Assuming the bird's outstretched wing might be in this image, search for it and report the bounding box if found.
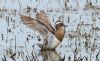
[36,11,55,34]
[20,15,48,37]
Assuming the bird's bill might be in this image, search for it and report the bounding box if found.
[64,25,67,27]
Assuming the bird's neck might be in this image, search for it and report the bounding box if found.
[55,27,64,41]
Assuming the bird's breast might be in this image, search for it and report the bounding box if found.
[55,28,64,41]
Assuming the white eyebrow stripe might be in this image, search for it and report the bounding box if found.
[55,21,62,25]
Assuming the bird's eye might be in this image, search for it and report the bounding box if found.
[61,23,63,25]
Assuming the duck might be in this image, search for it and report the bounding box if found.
[20,11,67,50]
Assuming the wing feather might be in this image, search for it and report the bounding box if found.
[36,11,55,34]
[20,15,48,37]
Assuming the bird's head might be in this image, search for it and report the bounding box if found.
[55,21,67,29]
